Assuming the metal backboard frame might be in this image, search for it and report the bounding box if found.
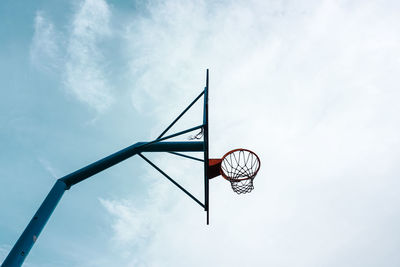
[2,70,211,266]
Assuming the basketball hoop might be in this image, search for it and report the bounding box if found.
[208,149,260,194]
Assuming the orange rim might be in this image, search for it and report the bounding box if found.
[220,148,261,182]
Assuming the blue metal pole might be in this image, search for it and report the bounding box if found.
[2,141,203,267]
[60,141,203,188]
[3,84,209,266]
[1,180,67,267]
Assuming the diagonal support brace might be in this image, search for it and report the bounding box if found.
[157,90,205,139]
[138,153,205,209]
[168,152,204,162]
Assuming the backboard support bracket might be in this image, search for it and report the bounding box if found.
[2,70,212,266]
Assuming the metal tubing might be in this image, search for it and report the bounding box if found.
[3,141,204,266]
[203,69,210,225]
[157,90,205,139]
[154,125,204,143]
[137,141,203,152]
[1,180,67,267]
[3,86,211,266]
[138,154,205,208]
[3,140,204,266]
[168,152,204,162]
[60,141,203,188]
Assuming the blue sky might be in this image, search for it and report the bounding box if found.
[1,0,400,266]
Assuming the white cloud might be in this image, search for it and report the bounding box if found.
[98,169,182,265]
[0,244,11,264]
[30,0,115,113]
[26,0,400,266]
[100,0,400,266]
[99,198,150,246]
[37,157,59,179]
[30,11,61,72]
[64,0,114,112]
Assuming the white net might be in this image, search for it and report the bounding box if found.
[220,149,260,194]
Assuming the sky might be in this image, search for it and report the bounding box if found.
[1,0,400,266]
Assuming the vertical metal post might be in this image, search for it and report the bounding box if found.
[2,180,67,267]
[203,69,210,225]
